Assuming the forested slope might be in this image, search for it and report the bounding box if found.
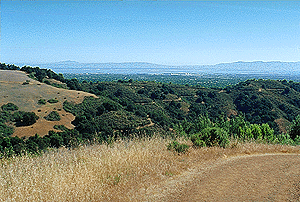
[0,63,300,156]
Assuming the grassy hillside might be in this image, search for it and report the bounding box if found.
[0,70,97,137]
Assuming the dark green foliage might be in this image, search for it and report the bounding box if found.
[63,97,121,119]
[65,78,81,90]
[38,99,46,105]
[64,97,149,139]
[47,98,59,103]
[43,80,51,85]
[0,107,15,137]
[0,63,20,70]
[20,65,65,83]
[289,115,300,140]
[0,111,11,123]
[1,103,19,111]
[0,129,83,157]
[47,131,64,148]
[44,111,61,121]
[10,136,26,155]
[63,100,76,113]
[53,125,68,131]
[12,111,39,126]
[191,127,229,148]
[174,116,213,137]
[0,135,26,157]
[0,123,14,137]
[167,141,189,154]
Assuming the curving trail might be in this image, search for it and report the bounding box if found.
[144,154,300,201]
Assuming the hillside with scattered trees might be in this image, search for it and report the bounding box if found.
[0,63,300,157]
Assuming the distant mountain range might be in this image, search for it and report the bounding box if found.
[17,61,300,75]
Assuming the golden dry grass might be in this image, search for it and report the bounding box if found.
[0,137,299,201]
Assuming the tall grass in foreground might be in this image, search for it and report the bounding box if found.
[1,136,299,201]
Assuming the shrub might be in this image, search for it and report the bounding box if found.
[190,135,206,147]
[261,123,275,142]
[289,115,300,140]
[1,103,19,111]
[250,124,263,140]
[47,99,59,104]
[191,127,229,148]
[44,111,61,121]
[38,99,46,105]
[167,140,189,154]
[277,133,294,145]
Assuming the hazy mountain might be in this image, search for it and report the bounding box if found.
[18,61,300,75]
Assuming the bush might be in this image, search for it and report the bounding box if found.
[38,99,46,105]
[289,115,300,140]
[47,99,59,103]
[44,111,61,121]
[1,103,19,111]
[167,140,189,154]
[190,136,206,147]
[191,127,229,148]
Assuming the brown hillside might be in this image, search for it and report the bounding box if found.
[0,70,97,137]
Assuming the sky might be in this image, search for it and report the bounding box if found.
[1,1,300,65]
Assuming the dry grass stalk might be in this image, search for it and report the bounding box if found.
[0,137,299,201]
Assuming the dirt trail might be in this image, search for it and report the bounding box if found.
[143,154,300,201]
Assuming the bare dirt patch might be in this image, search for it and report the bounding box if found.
[144,154,300,202]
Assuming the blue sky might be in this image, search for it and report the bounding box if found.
[1,1,300,65]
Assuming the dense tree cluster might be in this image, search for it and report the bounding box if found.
[12,111,39,126]
[20,66,65,83]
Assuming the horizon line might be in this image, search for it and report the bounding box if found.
[7,60,300,67]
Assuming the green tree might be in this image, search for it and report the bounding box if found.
[13,111,39,126]
[1,103,19,111]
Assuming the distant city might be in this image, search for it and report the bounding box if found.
[16,61,300,76]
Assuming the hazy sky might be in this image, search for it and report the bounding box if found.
[1,1,300,65]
